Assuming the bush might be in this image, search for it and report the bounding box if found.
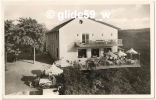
[56,58,150,95]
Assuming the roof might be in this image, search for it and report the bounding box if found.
[89,18,120,30]
[48,18,75,33]
[48,17,120,34]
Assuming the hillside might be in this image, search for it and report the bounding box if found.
[118,28,150,51]
[119,28,150,62]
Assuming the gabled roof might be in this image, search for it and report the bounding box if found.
[89,18,120,30]
[48,18,75,33]
[48,17,120,33]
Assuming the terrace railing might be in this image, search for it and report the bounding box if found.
[80,57,141,70]
[75,39,123,48]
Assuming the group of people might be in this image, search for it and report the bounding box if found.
[85,53,136,68]
[27,69,56,88]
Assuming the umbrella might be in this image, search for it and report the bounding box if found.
[126,48,138,54]
[45,64,63,75]
[106,51,118,59]
[126,48,138,60]
[117,50,127,57]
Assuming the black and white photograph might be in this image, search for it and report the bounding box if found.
[2,0,154,98]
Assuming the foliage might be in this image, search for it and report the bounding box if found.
[63,67,93,94]
[17,18,47,50]
[5,18,47,61]
[60,66,150,95]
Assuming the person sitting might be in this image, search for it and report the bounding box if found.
[48,72,53,80]
[28,81,33,88]
[58,85,64,95]
[41,70,46,78]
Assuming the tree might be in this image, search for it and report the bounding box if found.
[5,18,47,63]
[5,20,20,62]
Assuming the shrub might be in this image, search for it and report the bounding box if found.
[57,64,150,95]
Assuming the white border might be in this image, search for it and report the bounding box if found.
[1,0,155,99]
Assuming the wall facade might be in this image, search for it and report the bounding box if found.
[59,18,118,61]
[46,31,59,60]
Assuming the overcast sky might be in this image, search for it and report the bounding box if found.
[4,2,150,30]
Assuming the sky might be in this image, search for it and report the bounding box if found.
[3,2,150,30]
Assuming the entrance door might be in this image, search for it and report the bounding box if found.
[91,49,99,57]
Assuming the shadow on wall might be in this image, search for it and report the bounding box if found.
[67,44,77,52]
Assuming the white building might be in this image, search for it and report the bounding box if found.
[46,18,123,61]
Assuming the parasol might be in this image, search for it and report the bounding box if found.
[117,50,127,57]
[106,51,118,59]
[126,48,138,54]
[45,64,63,75]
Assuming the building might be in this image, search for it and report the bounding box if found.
[46,18,123,61]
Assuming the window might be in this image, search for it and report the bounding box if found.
[91,49,99,57]
[57,48,59,58]
[78,49,87,58]
[82,34,89,43]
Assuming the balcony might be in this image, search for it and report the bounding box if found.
[75,39,123,48]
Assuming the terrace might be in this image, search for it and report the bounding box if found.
[74,49,141,70]
[79,58,141,70]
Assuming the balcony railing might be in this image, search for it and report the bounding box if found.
[75,39,123,48]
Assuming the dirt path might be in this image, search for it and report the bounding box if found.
[5,60,51,95]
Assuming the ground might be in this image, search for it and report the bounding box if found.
[5,60,51,95]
